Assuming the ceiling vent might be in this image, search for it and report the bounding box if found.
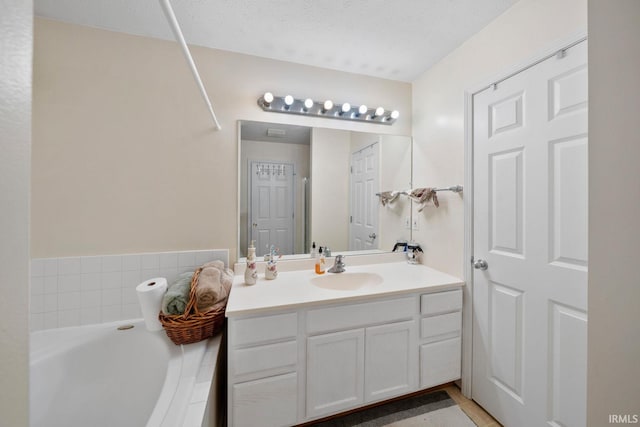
[266,128,286,138]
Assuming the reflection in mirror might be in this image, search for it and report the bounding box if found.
[239,120,412,259]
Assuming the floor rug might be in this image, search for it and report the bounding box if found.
[309,390,476,426]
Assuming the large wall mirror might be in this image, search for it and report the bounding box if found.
[238,120,412,259]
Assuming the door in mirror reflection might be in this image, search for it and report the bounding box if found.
[349,143,379,250]
[250,161,294,257]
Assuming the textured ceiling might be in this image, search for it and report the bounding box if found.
[34,0,518,82]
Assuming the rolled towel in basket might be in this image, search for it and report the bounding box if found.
[161,272,193,315]
[202,260,225,271]
[196,267,229,312]
[202,260,234,289]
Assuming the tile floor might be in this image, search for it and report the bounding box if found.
[441,385,502,427]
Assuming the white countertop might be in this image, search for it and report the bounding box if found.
[225,261,464,317]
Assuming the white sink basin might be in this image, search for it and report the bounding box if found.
[310,272,383,291]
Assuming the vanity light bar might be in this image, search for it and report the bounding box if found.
[257,93,399,125]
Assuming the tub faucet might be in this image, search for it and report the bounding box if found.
[328,255,346,273]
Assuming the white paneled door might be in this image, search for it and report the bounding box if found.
[250,161,294,257]
[349,143,379,251]
[472,41,588,427]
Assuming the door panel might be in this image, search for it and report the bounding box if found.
[349,144,379,250]
[250,161,294,256]
[472,40,588,427]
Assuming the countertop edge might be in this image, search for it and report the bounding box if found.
[225,281,464,318]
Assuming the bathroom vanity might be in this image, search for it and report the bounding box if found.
[225,258,464,427]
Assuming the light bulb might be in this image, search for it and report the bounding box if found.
[390,110,400,119]
[263,92,274,104]
[358,105,368,115]
[284,95,294,106]
[374,107,385,117]
[304,98,314,109]
[323,100,334,112]
[341,103,351,114]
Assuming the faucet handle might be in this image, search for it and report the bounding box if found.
[335,254,344,263]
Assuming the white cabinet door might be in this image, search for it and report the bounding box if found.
[306,329,365,419]
[365,320,417,403]
[420,337,461,389]
[232,372,298,427]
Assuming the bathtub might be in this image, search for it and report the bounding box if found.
[30,319,222,427]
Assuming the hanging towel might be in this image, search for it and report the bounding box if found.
[378,191,400,206]
[408,187,439,212]
[161,272,193,315]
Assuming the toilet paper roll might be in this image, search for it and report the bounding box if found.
[136,277,168,331]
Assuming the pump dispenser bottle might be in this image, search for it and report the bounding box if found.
[310,241,317,258]
[244,240,258,285]
[315,247,326,275]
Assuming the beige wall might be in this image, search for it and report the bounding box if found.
[378,134,412,250]
[32,18,411,263]
[411,0,587,277]
[310,128,351,251]
[587,1,640,424]
[1,1,32,424]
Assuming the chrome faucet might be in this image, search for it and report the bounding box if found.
[328,255,346,273]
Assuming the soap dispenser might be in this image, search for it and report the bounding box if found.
[244,240,258,285]
[310,241,317,258]
[315,247,326,275]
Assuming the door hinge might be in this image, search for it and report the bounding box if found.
[350,166,353,173]
[350,216,353,223]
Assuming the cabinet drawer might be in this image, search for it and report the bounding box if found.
[421,311,461,340]
[420,289,462,316]
[232,312,297,347]
[233,340,297,377]
[307,297,415,334]
[232,372,298,427]
[420,337,461,388]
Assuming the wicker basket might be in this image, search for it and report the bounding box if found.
[158,268,228,345]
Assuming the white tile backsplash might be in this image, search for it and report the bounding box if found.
[81,290,102,308]
[141,253,160,270]
[44,276,58,293]
[44,258,58,276]
[58,274,81,293]
[58,257,81,275]
[159,253,178,269]
[30,249,229,331]
[101,288,121,306]
[58,291,81,311]
[58,309,81,328]
[101,255,122,273]
[44,293,58,312]
[101,305,121,322]
[122,254,141,271]
[43,311,58,329]
[178,252,196,268]
[80,307,101,325]
[81,272,101,290]
[100,271,122,289]
[81,256,102,274]
[31,294,44,314]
